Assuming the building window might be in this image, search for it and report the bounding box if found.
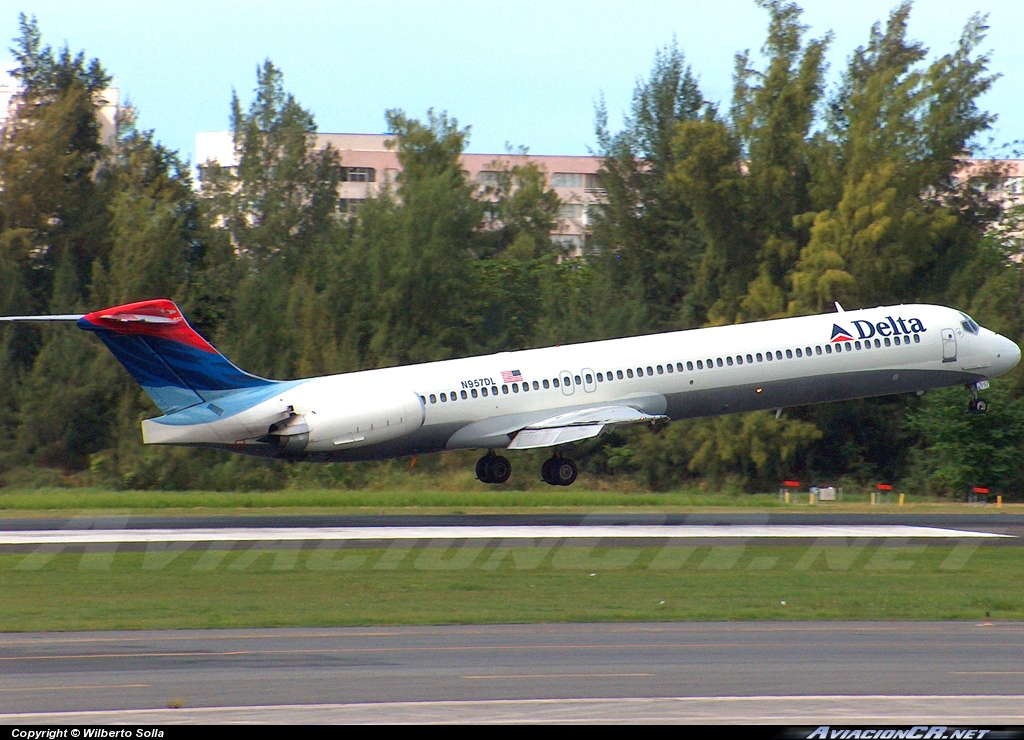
[338,198,365,214]
[344,167,376,182]
[583,173,603,191]
[551,172,583,188]
[477,170,501,187]
[558,203,584,220]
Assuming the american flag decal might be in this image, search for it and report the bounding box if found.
[501,369,523,383]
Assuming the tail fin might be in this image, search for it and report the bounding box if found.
[77,299,273,413]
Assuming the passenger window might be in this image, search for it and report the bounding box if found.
[481,387,488,397]
[726,357,734,366]
[746,354,753,363]
[584,374,593,384]
[646,366,653,375]
[795,348,802,358]
[766,353,773,361]
[686,361,693,371]
[512,384,519,393]
[617,370,624,379]
[825,345,832,354]
[775,351,783,360]
[471,389,478,398]
[835,344,842,353]
[502,385,509,394]
[657,365,664,374]
[815,346,822,355]
[553,378,560,387]
[845,342,852,351]
[574,375,582,385]
[460,390,468,399]
[716,358,724,367]
[597,372,604,382]
[874,339,881,348]
[894,336,902,346]
[756,353,763,362]
[914,334,920,343]
[627,369,634,378]
[440,393,447,402]
[786,350,793,359]
[736,356,743,365]
[543,379,550,389]
[521,383,529,393]
[666,365,673,374]
[532,381,539,390]
[636,368,643,376]
[884,338,891,346]
[677,363,684,372]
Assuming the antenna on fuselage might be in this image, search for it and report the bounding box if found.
[834,301,845,313]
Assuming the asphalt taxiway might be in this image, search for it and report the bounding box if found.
[0,622,1022,723]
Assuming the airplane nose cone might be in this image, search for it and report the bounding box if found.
[995,334,1021,375]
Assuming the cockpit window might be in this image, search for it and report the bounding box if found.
[959,312,980,335]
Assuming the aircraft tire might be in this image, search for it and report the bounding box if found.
[541,457,558,486]
[554,458,577,487]
[975,399,988,414]
[489,456,511,484]
[476,455,491,483]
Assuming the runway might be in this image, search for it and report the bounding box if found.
[0,622,1022,723]
[0,512,1019,548]
[0,524,1010,545]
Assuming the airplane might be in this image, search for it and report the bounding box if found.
[1,299,1019,486]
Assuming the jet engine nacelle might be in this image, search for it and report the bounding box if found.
[270,389,425,454]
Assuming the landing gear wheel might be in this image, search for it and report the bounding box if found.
[542,456,577,486]
[541,457,556,485]
[477,453,511,484]
[967,398,988,414]
[488,455,511,484]
[553,458,577,486]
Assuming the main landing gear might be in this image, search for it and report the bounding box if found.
[542,455,577,487]
[476,452,511,484]
[967,381,989,415]
[475,451,579,486]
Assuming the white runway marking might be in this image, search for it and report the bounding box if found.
[0,524,1010,545]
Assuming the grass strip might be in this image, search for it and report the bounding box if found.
[0,487,1020,515]
[0,544,1020,631]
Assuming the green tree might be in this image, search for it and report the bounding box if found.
[349,109,483,366]
[790,3,998,313]
[591,41,711,333]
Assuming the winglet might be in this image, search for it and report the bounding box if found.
[835,301,845,313]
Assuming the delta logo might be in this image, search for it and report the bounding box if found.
[830,316,926,342]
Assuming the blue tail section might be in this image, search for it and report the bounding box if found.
[77,299,274,414]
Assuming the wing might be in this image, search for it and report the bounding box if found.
[507,405,667,450]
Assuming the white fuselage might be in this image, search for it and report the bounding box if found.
[142,304,1021,462]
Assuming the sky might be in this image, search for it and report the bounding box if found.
[1,1,1022,165]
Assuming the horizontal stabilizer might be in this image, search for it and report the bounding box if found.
[0,314,85,322]
[508,405,666,450]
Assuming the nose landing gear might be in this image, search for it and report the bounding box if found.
[541,455,577,486]
[476,452,511,484]
[967,381,990,414]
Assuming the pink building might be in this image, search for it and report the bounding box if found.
[196,132,605,253]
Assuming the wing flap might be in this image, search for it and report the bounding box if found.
[507,405,667,450]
